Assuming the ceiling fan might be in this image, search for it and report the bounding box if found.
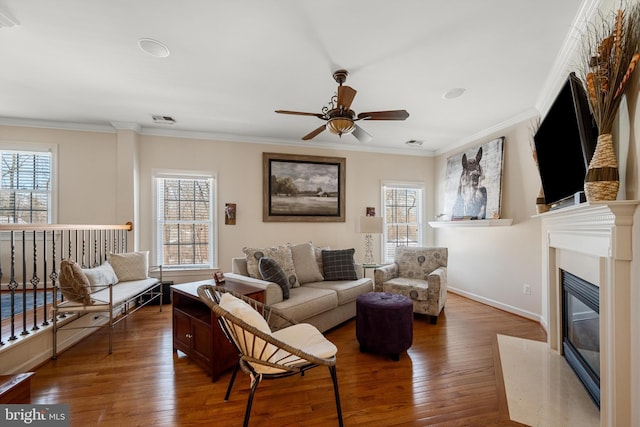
[275,69,409,143]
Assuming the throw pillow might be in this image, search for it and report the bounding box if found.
[315,246,330,279]
[243,244,299,287]
[109,251,149,281]
[322,248,358,281]
[58,258,93,305]
[290,242,324,284]
[259,257,290,299]
[83,262,119,291]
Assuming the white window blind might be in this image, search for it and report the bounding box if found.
[382,183,423,262]
[156,176,215,269]
[0,150,52,224]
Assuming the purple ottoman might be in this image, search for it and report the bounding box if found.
[356,292,413,361]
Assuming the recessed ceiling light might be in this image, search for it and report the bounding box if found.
[442,87,466,100]
[138,38,170,58]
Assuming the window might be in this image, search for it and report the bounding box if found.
[382,183,423,262]
[0,148,52,224]
[155,175,216,269]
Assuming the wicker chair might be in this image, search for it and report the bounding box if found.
[197,285,344,427]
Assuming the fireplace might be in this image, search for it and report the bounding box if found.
[562,269,600,407]
[540,201,638,426]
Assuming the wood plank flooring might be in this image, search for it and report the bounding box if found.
[29,292,546,426]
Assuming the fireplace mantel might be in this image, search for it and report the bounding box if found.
[539,200,639,427]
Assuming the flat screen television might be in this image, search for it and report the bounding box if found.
[534,72,598,208]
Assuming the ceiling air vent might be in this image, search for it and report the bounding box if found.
[405,140,423,147]
[152,115,176,125]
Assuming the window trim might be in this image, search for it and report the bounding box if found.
[0,141,57,224]
[153,169,217,270]
[381,180,424,263]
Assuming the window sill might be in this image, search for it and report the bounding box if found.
[428,219,513,228]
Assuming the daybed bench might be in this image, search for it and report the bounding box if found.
[52,251,162,358]
[225,242,373,332]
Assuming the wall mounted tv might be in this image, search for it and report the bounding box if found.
[534,72,598,209]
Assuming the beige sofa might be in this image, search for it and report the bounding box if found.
[225,242,373,332]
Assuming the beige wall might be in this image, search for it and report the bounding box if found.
[432,119,544,319]
[136,135,436,275]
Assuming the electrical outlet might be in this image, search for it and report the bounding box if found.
[523,283,531,295]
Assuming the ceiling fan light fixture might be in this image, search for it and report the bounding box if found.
[326,117,355,136]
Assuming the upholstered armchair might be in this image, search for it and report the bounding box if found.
[374,246,448,324]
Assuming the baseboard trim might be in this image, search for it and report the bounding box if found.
[448,287,542,324]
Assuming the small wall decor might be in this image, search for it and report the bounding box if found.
[443,136,505,220]
[263,152,346,222]
[366,207,375,217]
[225,203,236,225]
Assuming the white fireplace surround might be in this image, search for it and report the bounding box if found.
[540,201,639,427]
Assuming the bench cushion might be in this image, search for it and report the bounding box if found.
[57,278,159,310]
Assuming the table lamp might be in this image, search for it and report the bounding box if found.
[357,216,383,265]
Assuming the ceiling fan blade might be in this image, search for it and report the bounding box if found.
[337,86,357,110]
[352,124,372,143]
[275,110,325,119]
[357,110,409,120]
[302,125,326,140]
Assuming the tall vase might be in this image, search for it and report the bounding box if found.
[584,133,619,202]
[536,186,549,214]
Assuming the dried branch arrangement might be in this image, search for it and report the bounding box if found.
[578,1,640,134]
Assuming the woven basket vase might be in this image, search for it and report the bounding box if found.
[584,133,619,202]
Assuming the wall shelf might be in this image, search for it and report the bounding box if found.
[428,219,513,228]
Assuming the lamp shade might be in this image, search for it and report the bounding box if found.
[327,117,355,136]
[357,216,383,234]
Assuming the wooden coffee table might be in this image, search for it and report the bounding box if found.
[171,279,264,381]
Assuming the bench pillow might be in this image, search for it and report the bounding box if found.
[59,259,93,305]
[109,251,149,281]
[83,261,119,291]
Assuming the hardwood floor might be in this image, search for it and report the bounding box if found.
[29,292,546,426]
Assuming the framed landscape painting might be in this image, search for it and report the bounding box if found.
[263,152,346,222]
[443,137,505,220]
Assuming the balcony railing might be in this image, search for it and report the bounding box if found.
[0,223,132,346]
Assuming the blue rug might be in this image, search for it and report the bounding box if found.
[1,291,60,320]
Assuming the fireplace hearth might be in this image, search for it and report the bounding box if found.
[562,269,600,407]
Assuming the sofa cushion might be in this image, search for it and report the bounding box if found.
[291,242,324,284]
[59,258,93,305]
[243,244,299,288]
[83,261,119,291]
[321,249,358,281]
[269,287,337,328]
[259,257,290,300]
[109,251,149,281]
[303,278,373,306]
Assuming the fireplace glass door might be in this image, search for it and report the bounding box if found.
[562,270,600,407]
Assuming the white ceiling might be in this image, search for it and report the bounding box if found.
[0,0,591,155]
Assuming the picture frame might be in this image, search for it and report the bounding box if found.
[443,136,505,220]
[263,152,346,222]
